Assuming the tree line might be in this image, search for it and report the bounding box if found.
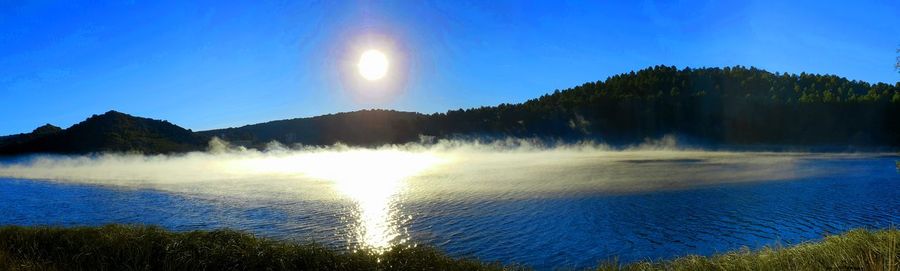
[423,66,899,146]
[4,66,898,155]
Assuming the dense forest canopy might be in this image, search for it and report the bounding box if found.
[2,66,898,155]
[425,66,899,146]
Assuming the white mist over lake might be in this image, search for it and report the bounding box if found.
[1,138,897,268]
[0,138,837,199]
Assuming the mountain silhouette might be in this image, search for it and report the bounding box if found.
[1,66,898,155]
[0,111,205,155]
[199,109,426,148]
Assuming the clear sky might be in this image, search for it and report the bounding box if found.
[1,0,898,135]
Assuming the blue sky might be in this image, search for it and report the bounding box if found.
[1,0,898,135]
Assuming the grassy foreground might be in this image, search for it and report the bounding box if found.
[0,225,897,271]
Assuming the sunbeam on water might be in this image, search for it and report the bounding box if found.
[321,151,443,250]
[245,150,444,250]
[199,149,445,250]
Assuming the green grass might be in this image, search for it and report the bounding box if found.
[0,225,511,271]
[599,229,899,271]
[0,225,897,271]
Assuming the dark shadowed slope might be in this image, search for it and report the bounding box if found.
[0,111,206,155]
[202,66,900,148]
[0,124,62,149]
[424,66,900,146]
[1,66,898,155]
[198,109,426,148]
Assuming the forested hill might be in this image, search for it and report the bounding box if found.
[2,66,898,155]
[210,66,900,148]
[198,110,427,147]
[0,111,206,155]
[424,66,900,146]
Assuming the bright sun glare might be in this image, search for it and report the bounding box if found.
[229,149,444,251]
[357,49,389,81]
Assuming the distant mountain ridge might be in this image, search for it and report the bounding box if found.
[2,66,898,155]
[0,124,62,150]
[199,109,426,147]
[0,111,205,155]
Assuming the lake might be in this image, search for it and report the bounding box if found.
[0,148,898,269]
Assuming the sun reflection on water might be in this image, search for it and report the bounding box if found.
[229,149,444,251]
[308,150,443,251]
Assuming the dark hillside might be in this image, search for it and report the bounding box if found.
[200,109,426,148]
[0,111,206,155]
[2,66,898,155]
[0,124,63,149]
[424,66,900,146]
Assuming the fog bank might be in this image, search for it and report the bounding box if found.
[0,137,866,200]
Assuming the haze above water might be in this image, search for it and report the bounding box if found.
[1,139,898,269]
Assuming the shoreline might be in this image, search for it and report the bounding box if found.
[0,225,897,270]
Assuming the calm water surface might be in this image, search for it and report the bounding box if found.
[0,151,898,269]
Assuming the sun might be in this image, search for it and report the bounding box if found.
[357,49,389,81]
